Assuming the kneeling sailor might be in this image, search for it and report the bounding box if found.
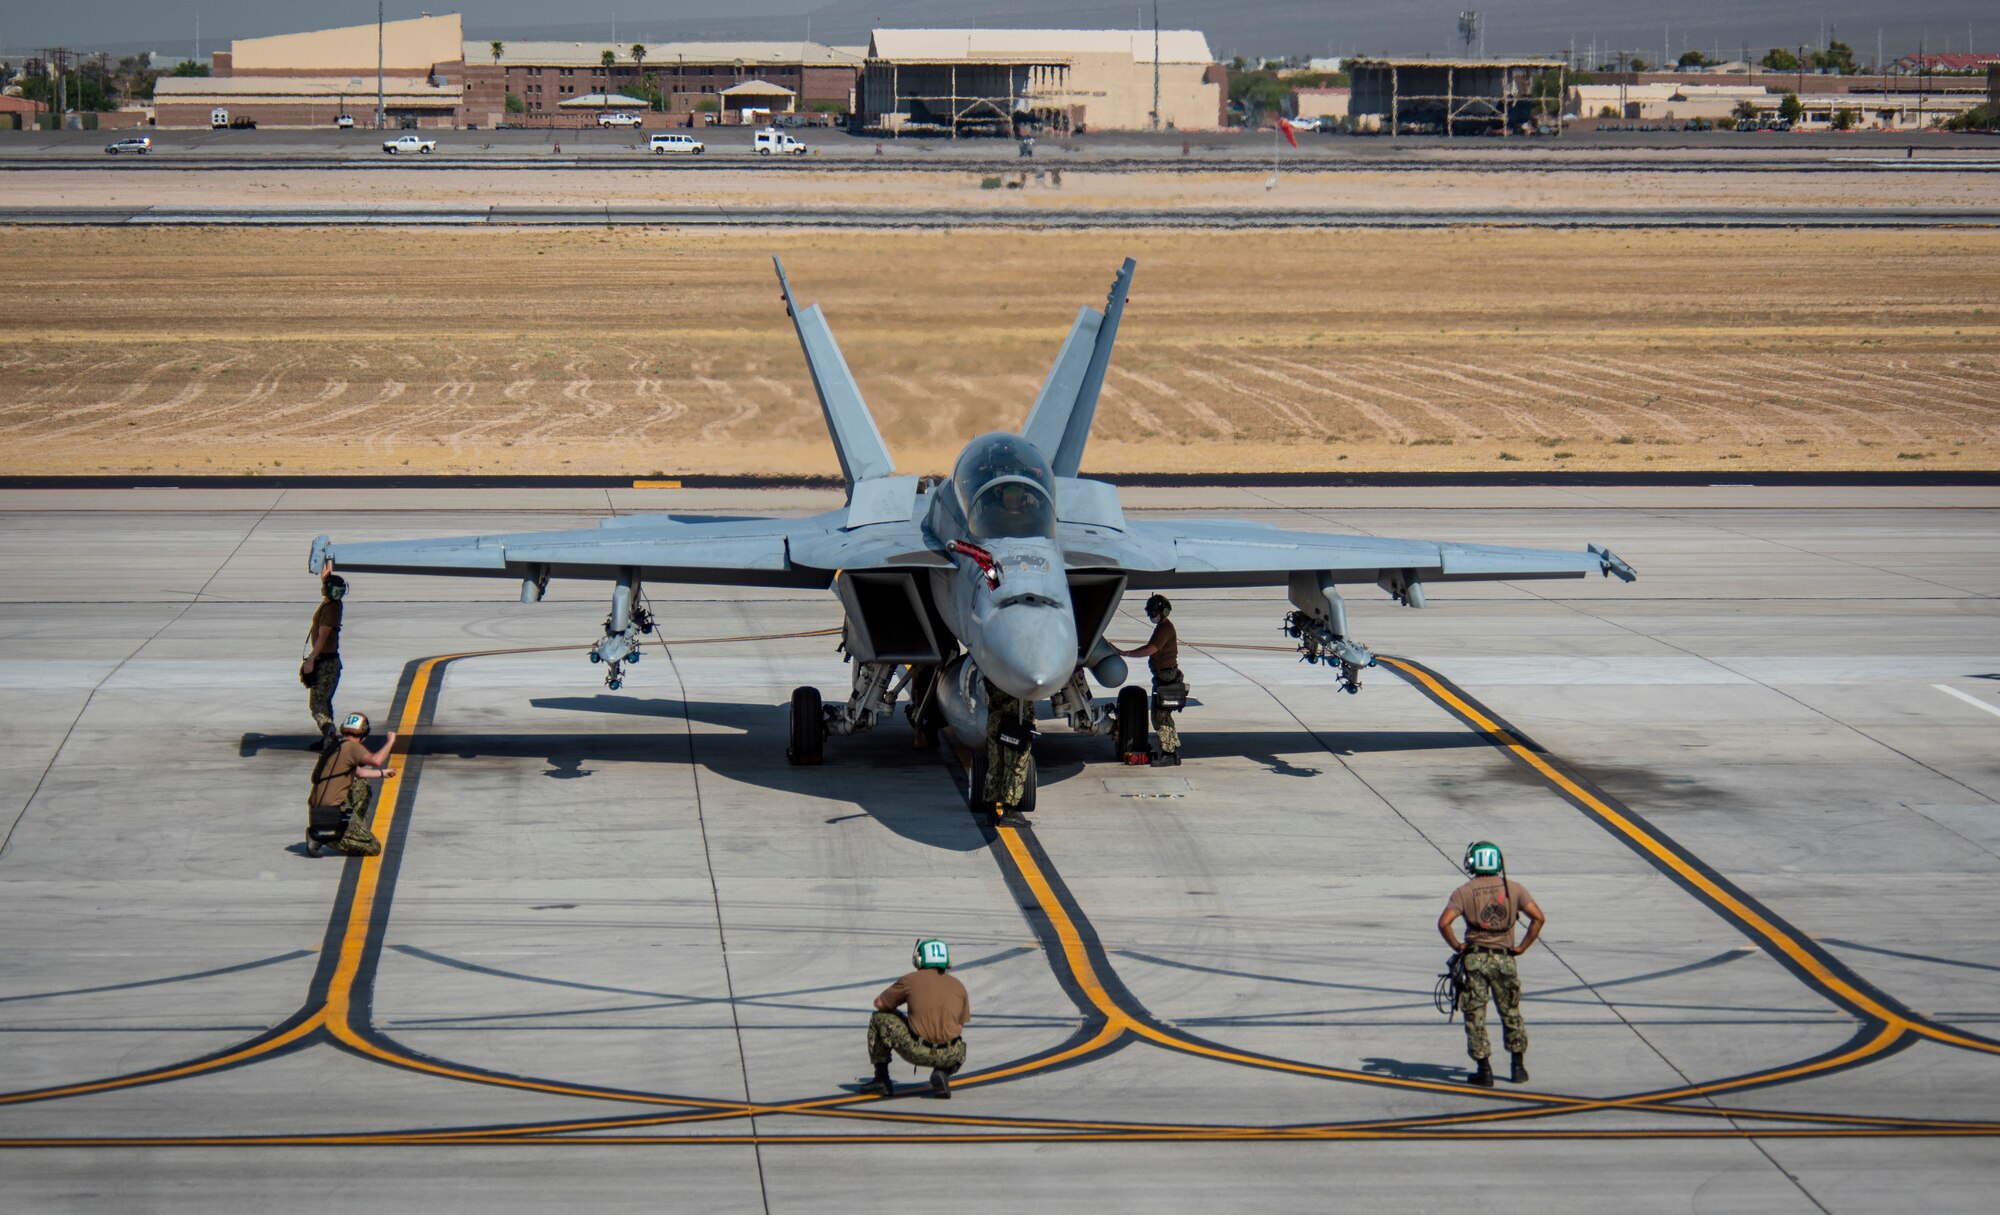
[306,712,397,857]
[862,938,970,1098]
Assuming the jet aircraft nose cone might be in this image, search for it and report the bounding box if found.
[979,603,1077,702]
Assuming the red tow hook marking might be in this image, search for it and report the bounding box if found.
[948,540,1001,589]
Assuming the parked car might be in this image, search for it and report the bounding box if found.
[598,112,642,128]
[647,132,705,155]
[382,134,436,154]
[335,114,354,129]
[753,127,807,155]
[104,136,152,155]
[228,117,257,130]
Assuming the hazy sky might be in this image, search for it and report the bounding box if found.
[7,1,1995,64]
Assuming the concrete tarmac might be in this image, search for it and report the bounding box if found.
[2,486,1998,1210]
[6,204,1997,228]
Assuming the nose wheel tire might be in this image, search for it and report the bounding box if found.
[1114,685,1151,763]
[787,685,824,765]
[967,752,1036,815]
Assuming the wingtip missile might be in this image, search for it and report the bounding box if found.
[1589,544,1638,582]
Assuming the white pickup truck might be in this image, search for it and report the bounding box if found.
[381,134,436,155]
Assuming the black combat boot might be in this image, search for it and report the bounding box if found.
[861,1063,893,1097]
[1154,750,1180,767]
[929,1069,951,1099]
[1510,1052,1529,1084]
[1468,1057,1494,1087]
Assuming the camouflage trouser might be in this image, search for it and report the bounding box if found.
[333,779,382,857]
[1459,948,1527,1060]
[868,1010,966,1075]
[983,684,1032,807]
[1151,703,1180,754]
[308,654,342,736]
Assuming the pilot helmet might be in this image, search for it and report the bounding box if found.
[1463,840,1504,877]
[1144,593,1172,618]
[913,938,951,971]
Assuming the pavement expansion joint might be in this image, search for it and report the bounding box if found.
[2,634,1996,1147]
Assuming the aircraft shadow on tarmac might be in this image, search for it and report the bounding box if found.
[241,696,1494,854]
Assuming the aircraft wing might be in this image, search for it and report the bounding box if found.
[1065,518,1635,588]
[316,509,945,591]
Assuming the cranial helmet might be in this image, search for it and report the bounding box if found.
[324,575,348,600]
[1144,593,1172,618]
[340,712,370,736]
[913,938,951,971]
[1464,840,1504,877]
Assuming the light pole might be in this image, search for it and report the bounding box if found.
[375,1,385,131]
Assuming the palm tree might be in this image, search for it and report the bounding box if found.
[630,43,648,109]
[490,40,504,67]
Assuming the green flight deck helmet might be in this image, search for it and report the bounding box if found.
[1144,593,1172,618]
[913,938,951,971]
[1463,840,1504,877]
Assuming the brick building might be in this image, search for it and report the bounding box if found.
[464,41,863,127]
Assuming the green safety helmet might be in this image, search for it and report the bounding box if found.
[1464,840,1504,877]
[913,938,951,971]
[1144,593,1171,617]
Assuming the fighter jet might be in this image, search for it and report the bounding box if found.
[311,257,1634,807]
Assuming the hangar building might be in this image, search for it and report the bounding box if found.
[1347,57,1564,135]
[861,29,1224,133]
[153,13,466,129]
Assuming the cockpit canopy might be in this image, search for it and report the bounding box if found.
[952,433,1057,540]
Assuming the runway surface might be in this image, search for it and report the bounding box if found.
[2,485,1998,1210]
[6,204,1997,228]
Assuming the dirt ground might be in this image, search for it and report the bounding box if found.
[2,226,1995,476]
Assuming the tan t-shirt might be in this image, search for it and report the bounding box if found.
[1447,876,1532,950]
[310,736,370,807]
[306,600,343,659]
[876,968,971,1045]
[1146,618,1179,676]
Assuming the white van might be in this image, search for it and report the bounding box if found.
[753,127,806,155]
[647,132,705,155]
[210,108,229,128]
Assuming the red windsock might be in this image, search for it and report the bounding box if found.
[1276,116,1299,148]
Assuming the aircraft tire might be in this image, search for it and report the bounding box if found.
[967,752,1037,814]
[1115,686,1150,761]
[787,685,824,765]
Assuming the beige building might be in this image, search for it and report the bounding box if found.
[1293,87,1350,122]
[155,13,466,128]
[464,40,863,127]
[1575,82,1983,128]
[220,13,463,76]
[862,28,1223,132]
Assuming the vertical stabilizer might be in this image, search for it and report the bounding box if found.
[773,257,896,486]
[1020,257,1135,478]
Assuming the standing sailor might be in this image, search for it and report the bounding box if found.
[302,566,346,748]
[1115,593,1186,765]
[1438,840,1546,1087]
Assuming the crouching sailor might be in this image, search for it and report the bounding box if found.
[306,712,397,857]
[862,938,970,1099]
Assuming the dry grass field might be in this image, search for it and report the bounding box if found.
[2,225,1996,477]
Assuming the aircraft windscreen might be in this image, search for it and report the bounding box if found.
[953,434,1057,540]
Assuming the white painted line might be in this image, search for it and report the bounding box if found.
[1934,684,2000,720]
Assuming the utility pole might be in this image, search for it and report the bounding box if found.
[1150,0,1159,132]
[376,0,385,131]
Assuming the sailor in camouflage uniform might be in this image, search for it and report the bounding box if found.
[1438,840,1547,1087]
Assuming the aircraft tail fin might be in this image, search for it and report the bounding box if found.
[1021,257,1135,478]
[773,257,896,486]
